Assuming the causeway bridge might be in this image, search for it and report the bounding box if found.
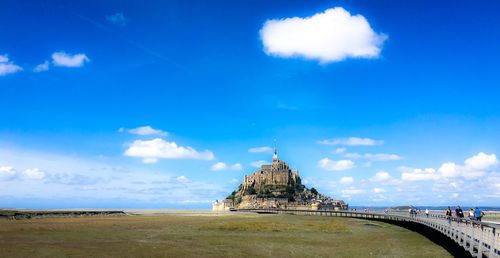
[233,208,500,258]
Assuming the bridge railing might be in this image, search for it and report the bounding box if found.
[233,208,499,258]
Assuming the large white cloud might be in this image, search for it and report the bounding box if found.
[401,152,498,181]
[52,52,90,67]
[318,158,354,171]
[0,54,22,76]
[464,152,498,170]
[319,137,383,146]
[260,7,387,63]
[124,138,214,163]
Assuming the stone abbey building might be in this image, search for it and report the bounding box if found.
[213,145,348,211]
[242,148,300,193]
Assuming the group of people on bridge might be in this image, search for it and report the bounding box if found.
[405,206,485,225]
[445,206,485,223]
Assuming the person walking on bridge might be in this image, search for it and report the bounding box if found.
[425,208,429,218]
[455,206,464,222]
[445,206,452,225]
[475,207,484,222]
[468,208,475,224]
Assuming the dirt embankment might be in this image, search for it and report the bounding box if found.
[0,209,126,220]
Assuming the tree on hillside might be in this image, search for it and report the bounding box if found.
[311,187,318,195]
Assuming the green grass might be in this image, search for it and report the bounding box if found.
[0,213,452,257]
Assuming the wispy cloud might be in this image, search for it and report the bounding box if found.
[33,61,49,72]
[344,152,401,161]
[106,12,127,26]
[120,126,168,136]
[250,160,267,168]
[248,146,273,153]
[319,137,383,146]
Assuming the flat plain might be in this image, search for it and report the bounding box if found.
[0,212,451,257]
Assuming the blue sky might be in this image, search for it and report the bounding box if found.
[1,0,500,208]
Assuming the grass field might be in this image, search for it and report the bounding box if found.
[0,213,451,257]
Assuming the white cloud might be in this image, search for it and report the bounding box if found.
[175,175,189,183]
[401,167,438,181]
[52,52,90,67]
[106,12,127,26]
[0,166,45,180]
[0,54,22,76]
[260,7,387,63]
[464,152,498,170]
[371,171,392,182]
[345,153,401,161]
[0,166,17,180]
[248,146,273,153]
[438,162,460,178]
[318,158,354,171]
[334,147,346,154]
[125,126,168,136]
[251,160,267,168]
[34,61,49,72]
[211,162,242,171]
[341,187,364,196]
[373,188,385,193]
[0,147,229,206]
[23,168,45,180]
[211,162,227,171]
[339,176,354,185]
[319,137,383,146]
[124,138,214,163]
[230,163,243,171]
[437,152,497,180]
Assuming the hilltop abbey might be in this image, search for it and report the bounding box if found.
[213,144,348,211]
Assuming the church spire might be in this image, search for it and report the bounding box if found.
[273,139,278,161]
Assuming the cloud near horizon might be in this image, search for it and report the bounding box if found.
[400,152,498,181]
[0,166,46,181]
[260,7,387,63]
[124,138,214,163]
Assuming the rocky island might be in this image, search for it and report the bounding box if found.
[213,145,348,211]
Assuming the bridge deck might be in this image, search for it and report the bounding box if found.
[234,209,499,258]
